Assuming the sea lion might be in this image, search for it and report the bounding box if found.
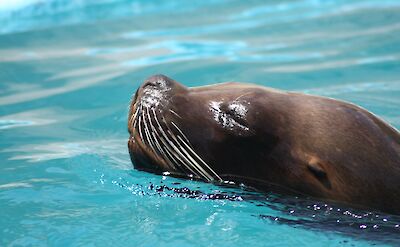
[127,74,400,214]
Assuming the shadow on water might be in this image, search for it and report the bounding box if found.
[113,175,400,245]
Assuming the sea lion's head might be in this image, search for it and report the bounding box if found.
[127,75,400,215]
[127,74,279,182]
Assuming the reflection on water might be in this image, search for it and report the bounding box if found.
[0,0,399,246]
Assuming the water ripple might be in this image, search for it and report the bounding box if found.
[1,0,399,246]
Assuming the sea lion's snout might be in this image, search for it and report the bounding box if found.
[142,74,174,90]
[127,74,191,175]
[133,74,186,109]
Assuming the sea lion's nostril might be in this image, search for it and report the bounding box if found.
[143,81,155,88]
[142,74,173,90]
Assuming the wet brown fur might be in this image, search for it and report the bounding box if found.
[128,75,400,214]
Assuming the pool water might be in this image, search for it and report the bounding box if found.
[1,0,400,246]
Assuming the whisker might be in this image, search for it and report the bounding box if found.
[162,116,214,181]
[234,92,252,101]
[133,100,221,182]
[149,108,187,173]
[135,105,178,171]
[152,108,204,179]
[171,121,192,148]
[152,131,178,170]
[146,108,168,158]
[170,119,222,181]
[132,104,140,130]
[177,135,222,182]
[169,109,182,119]
[142,106,157,156]
[157,133,190,174]
[146,106,181,171]
[137,105,144,144]
[171,132,214,181]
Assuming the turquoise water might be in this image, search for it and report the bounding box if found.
[1,0,400,246]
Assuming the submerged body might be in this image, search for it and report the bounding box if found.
[127,75,400,214]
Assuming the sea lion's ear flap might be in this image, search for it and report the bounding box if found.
[307,160,326,178]
[307,157,331,189]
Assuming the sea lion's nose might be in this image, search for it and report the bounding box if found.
[136,74,187,105]
[143,74,174,90]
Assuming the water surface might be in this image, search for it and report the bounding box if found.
[1,0,400,246]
